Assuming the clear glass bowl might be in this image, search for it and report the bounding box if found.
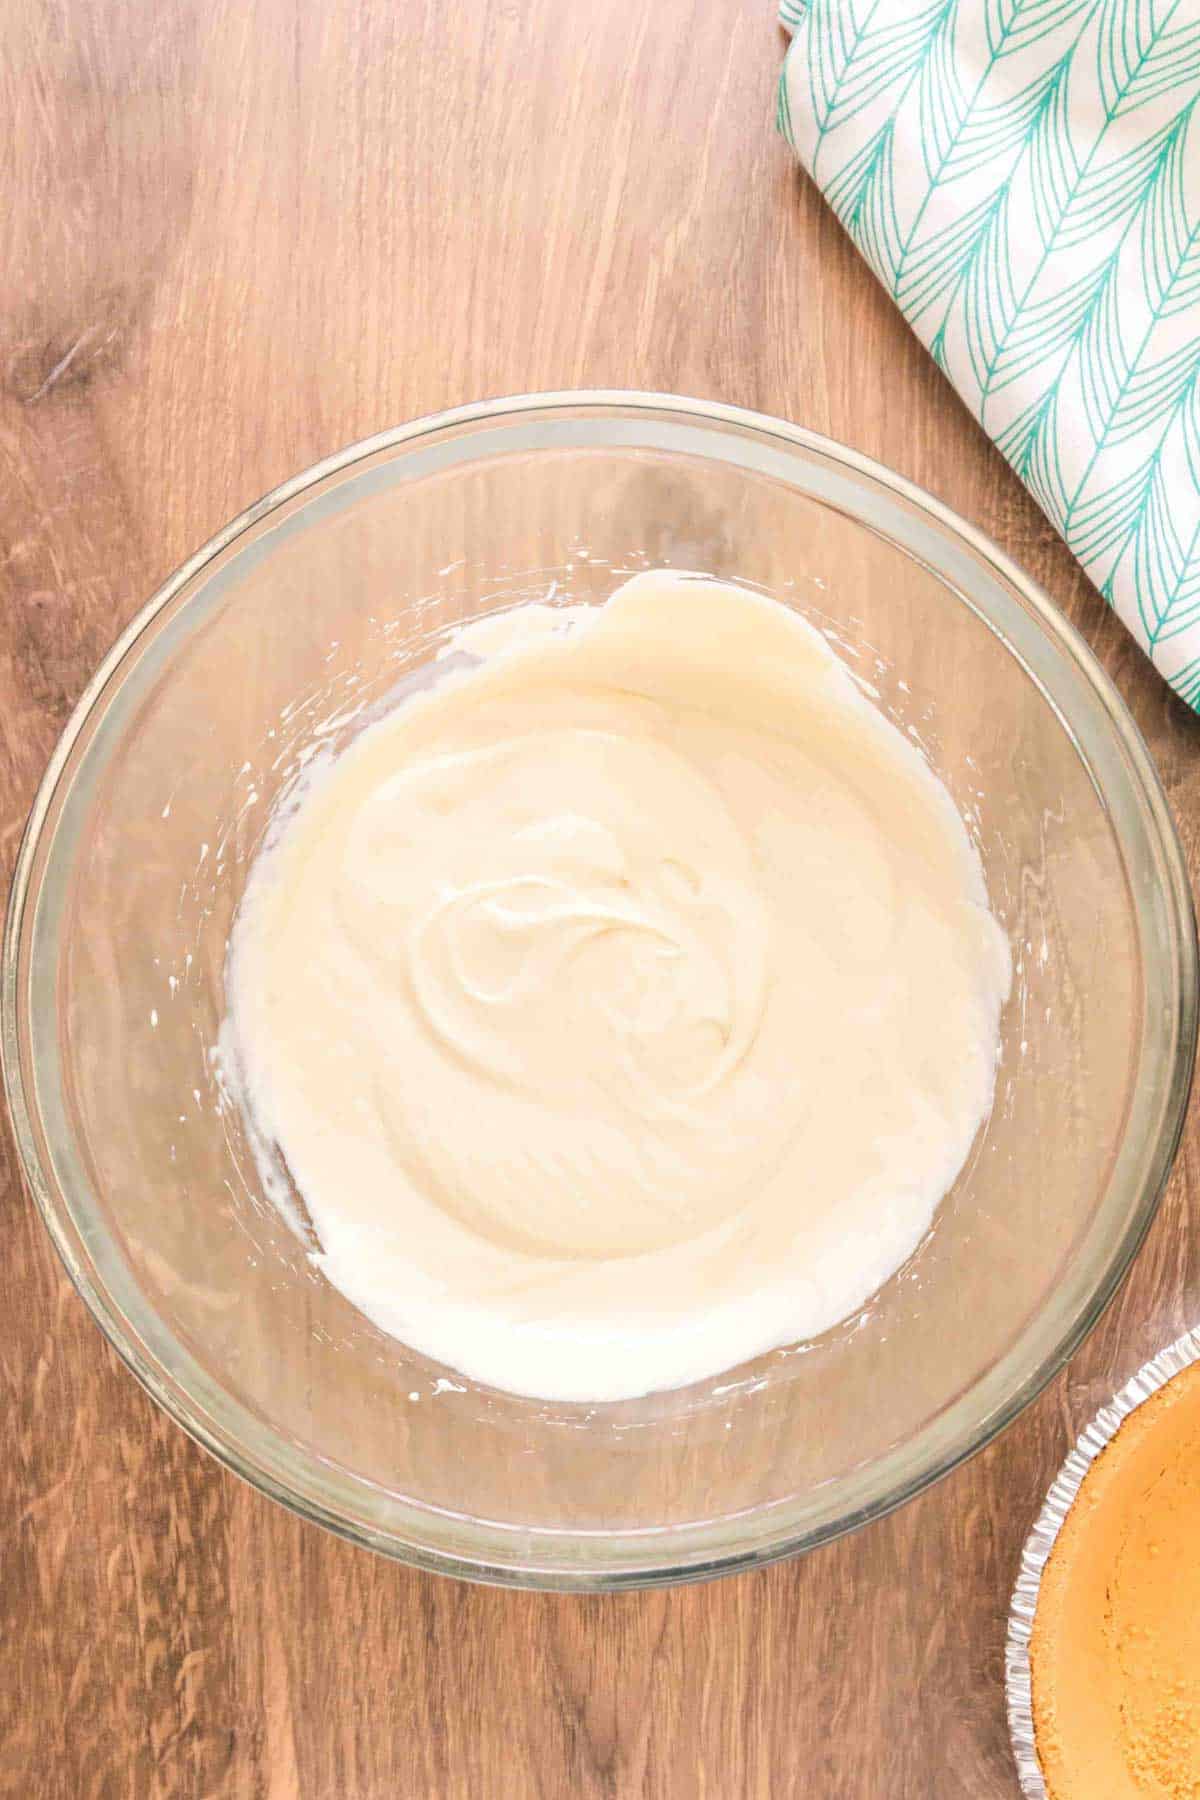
[4,393,1196,1589]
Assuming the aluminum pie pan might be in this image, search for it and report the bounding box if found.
[1005,1323,1200,1797]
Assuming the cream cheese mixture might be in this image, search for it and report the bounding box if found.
[223,572,1011,1402]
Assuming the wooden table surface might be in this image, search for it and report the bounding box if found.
[3,1,1199,1795]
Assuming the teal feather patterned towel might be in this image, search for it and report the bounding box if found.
[777,1,1200,705]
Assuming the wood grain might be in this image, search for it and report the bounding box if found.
[2,1,1199,1794]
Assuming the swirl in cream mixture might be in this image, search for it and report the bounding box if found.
[224,572,1011,1401]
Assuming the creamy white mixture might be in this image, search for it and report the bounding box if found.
[223,572,1010,1402]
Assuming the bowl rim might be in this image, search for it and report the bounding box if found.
[4,388,1197,1590]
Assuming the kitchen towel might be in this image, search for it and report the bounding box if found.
[778,1,1200,705]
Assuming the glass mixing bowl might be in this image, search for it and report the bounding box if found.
[4,393,1196,1588]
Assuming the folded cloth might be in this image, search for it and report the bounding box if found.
[778,1,1200,705]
